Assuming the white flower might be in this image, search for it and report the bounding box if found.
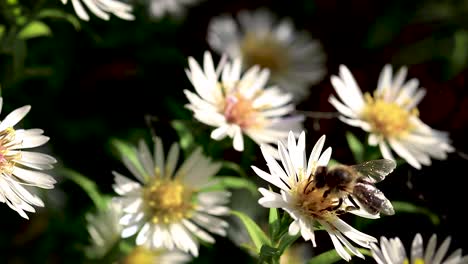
[149,0,199,18]
[371,234,468,264]
[207,9,326,101]
[0,98,56,219]
[61,0,134,21]
[252,131,379,261]
[112,137,230,256]
[329,65,454,169]
[86,201,191,263]
[184,51,304,155]
[86,201,123,258]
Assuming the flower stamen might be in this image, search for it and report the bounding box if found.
[362,93,417,138]
[144,180,194,224]
[0,127,21,175]
[240,33,288,74]
[223,93,262,129]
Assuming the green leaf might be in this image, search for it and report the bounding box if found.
[231,210,271,253]
[307,248,372,264]
[110,138,146,179]
[18,21,51,39]
[346,132,364,163]
[201,176,258,196]
[393,201,440,225]
[277,233,300,254]
[308,249,341,264]
[59,168,106,210]
[171,120,195,153]
[450,30,468,76]
[37,9,81,30]
[0,25,6,40]
[259,245,281,264]
[269,207,280,240]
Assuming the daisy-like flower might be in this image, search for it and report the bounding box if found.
[371,234,468,264]
[86,202,191,263]
[86,201,123,258]
[149,0,199,18]
[61,0,134,21]
[207,9,326,101]
[112,137,230,256]
[329,65,454,169]
[0,98,56,219]
[253,131,380,261]
[184,51,304,155]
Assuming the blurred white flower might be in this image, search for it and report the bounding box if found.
[329,65,454,169]
[112,137,230,256]
[86,202,122,258]
[207,9,326,101]
[86,201,191,263]
[121,246,191,264]
[61,0,135,21]
[0,98,56,219]
[184,51,304,156]
[149,0,199,18]
[253,131,379,261]
[371,234,468,264]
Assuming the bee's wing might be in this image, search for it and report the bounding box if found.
[350,159,396,183]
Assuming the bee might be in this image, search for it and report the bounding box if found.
[311,159,396,216]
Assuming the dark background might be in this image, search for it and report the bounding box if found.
[0,0,467,263]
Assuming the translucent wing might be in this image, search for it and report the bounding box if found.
[350,159,396,183]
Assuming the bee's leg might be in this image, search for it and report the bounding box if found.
[332,198,343,210]
[321,198,344,213]
[303,180,315,194]
[348,195,360,209]
[344,195,360,212]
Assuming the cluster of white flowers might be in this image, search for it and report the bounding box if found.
[9,1,461,263]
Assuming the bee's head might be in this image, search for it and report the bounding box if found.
[327,167,354,188]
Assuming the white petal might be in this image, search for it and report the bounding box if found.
[288,220,300,236]
[388,138,421,169]
[232,126,244,151]
[306,135,326,176]
[135,223,151,245]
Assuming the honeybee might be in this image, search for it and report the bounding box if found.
[312,159,396,215]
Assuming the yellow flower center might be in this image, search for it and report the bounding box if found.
[0,127,20,174]
[413,258,425,264]
[122,247,156,264]
[223,92,263,129]
[144,179,194,224]
[362,93,417,138]
[240,33,288,75]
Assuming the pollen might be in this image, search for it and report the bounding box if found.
[0,127,20,174]
[293,178,342,221]
[144,179,194,224]
[223,92,264,129]
[362,93,417,138]
[413,258,425,264]
[240,33,288,75]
